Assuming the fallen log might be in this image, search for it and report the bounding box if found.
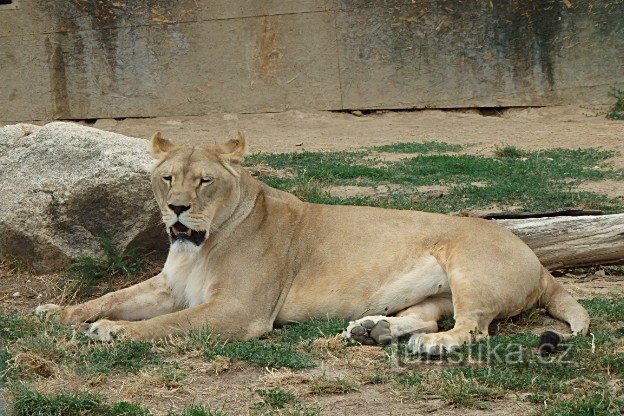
[494,213,624,270]
[482,208,604,220]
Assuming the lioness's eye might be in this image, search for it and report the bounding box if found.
[162,176,172,183]
[200,177,213,185]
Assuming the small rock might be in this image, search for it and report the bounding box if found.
[37,294,43,299]
[12,292,20,298]
[295,142,303,147]
[351,110,363,117]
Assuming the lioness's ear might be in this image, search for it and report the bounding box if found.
[218,131,248,164]
[150,132,174,158]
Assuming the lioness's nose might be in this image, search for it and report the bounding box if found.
[168,204,190,215]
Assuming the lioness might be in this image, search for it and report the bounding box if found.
[36,133,589,354]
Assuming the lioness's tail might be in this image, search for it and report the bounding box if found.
[539,267,590,336]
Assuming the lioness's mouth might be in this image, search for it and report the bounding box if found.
[170,222,207,246]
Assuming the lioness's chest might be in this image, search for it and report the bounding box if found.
[163,250,214,307]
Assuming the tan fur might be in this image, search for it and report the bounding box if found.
[36,133,590,352]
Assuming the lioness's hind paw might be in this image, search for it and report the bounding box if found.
[344,317,393,345]
[407,333,461,356]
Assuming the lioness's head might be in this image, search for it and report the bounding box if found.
[149,131,248,249]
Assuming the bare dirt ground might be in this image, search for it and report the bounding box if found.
[1,107,623,415]
[4,105,622,163]
[84,105,624,167]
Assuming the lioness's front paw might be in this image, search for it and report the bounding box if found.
[86,319,125,342]
[34,304,63,321]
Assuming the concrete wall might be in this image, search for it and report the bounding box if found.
[1,0,623,121]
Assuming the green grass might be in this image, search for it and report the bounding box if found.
[606,88,624,120]
[0,312,57,342]
[11,387,152,416]
[77,340,162,376]
[254,388,298,409]
[581,296,624,322]
[373,141,464,153]
[399,370,500,409]
[179,317,348,370]
[275,317,349,344]
[0,313,72,380]
[0,347,10,380]
[246,145,623,214]
[543,391,624,416]
[66,232,144,298]
[167,405,229,416]
[494,145,527,159]
[0,312,162,382]
[203,338,315,370]
[10,386,230,416]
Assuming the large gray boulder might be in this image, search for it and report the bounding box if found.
[0,122,167,273]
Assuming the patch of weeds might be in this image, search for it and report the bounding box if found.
[177,318,348,370]
[0,347,10,380]
[599,353,624,377]
[374,141,463,154]
[168,405,229,416]
[0,312,50,342]
[308,376,358,395]
[448,364,573,397]
[158,366,186,389]
[606,88,624,120]
[66,232,144,298]
[399,371,499,409]
[276,317,348,344]
[399,372,424,387]
[172,327,216,353]
[360,373,391,385]
[78,340,162,376]
[203,338,315,370]
[107,402,153,416]
[10,386,151,416]
[494,145,527,159]
[253,388,297,410]
[437,373,499,409]
[542,390,624,416]
[580,296,624,322]
[0,313,73,380]
[11,388,102,416]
